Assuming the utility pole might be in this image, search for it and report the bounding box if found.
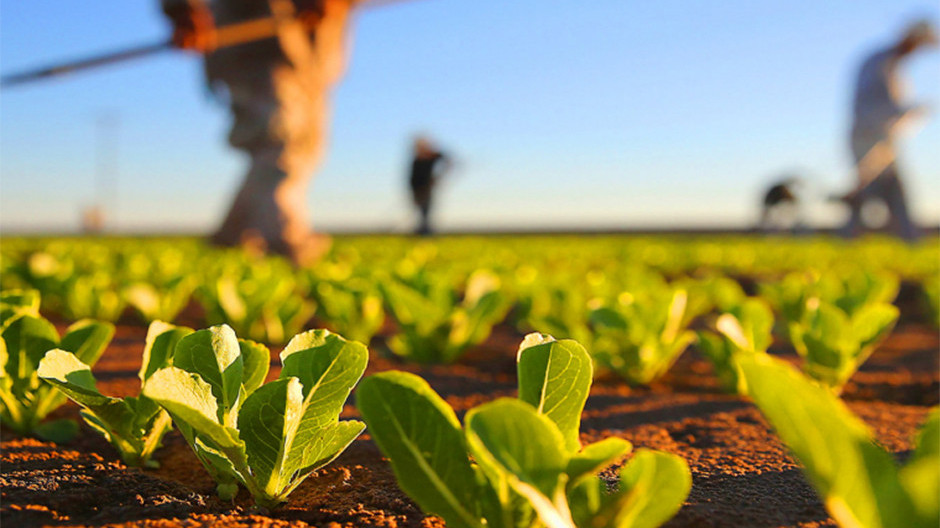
[83,111,119,233]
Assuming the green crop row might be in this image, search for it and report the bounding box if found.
[2,292,693,525]
[1,236,935,390]
[2,288,936,527]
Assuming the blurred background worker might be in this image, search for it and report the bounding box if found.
[758,176,803,233]
[408,136,451,236]
[162,0,359,264]
[838,19,937,241]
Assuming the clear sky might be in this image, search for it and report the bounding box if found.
[1,1,938,233]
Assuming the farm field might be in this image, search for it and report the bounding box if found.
[1,234,938,528]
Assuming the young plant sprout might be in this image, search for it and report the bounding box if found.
[358,333,691,528]
[38,321,193,467]
[143,325,367,509]
[1,290,114,442]
[697,297,774,394]
[589,289,696,385]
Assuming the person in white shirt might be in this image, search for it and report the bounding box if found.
[840,20,936,241]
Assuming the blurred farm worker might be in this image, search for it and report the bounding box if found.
[758,177,803,233]
[408,136,451,236]
[838,19,937,241]
[161,0,360,264]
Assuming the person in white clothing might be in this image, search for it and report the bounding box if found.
[839,20,936,241]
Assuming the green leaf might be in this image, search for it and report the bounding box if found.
[565,437,633,487]
[0,289,41,332]
[465,398,572,528]
[851,303,899,350]
[38,349,129,412]
[715,314,750,350]
[357,371,483,528]
[3,315,59,387]
[239,339,270,393]
[33,418,79,443]
[736,298,774,352]
[294,419,365,473]
[143,366,242,450]
[738,354,917,528]
[238,377,305,501]
[598,449,691,528]
[140,321,192,382]
[280,328,366,479]
[281,330,369,418]
[898,409,940,526]
[279,329,367,431]
[38,349,140,447]
[171,325,243,424]
[517,335,593,452]
[59,320,115,366]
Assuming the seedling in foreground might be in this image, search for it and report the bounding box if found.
[38,321,193,467]
[0,293,114,442]
[358,334,691,528]
[739,354,938,528]
[143,325,366,509]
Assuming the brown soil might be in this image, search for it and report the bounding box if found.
[2,314,937,528]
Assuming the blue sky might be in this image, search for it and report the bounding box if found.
[1,1,938,233]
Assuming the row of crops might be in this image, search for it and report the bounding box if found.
[1,235,938,527]
[2,236,937,380]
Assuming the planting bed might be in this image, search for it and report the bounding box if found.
[2,301,936,528]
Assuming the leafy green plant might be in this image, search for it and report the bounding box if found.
[123,275,197,324]
[309,278,384,345]
[64,272,126,322]
[788,299,898,392]
[923,274,939,328]
[0,308,114,442]
[589,289,696,385]
[697,297,773,394]
[381,269,510,363]
[516,281,593,350]
[198,260,315,345]
[759,268,899,338]
[1,289,42,331]
[738,354,938,528]
[37,321,192,467]
[358,333,691,528]
[142,325,366,509]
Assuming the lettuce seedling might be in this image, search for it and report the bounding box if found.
[143,325,366,509]
[37,321,193,467]
[64,272,126,322]
[0,305,114,442]
[760,268,899,339]
[738,354,938,528]
[923,274,939,328]
[309,279,384,345]
[697,297,773,394]
[381,270,510,363]
[198,259,316,345]
[123,275,197,324]
[788,299,898,392]
[0,289,42,331]
[516,281,594,351]
[589,289,696,385]
[358,334,691,528]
